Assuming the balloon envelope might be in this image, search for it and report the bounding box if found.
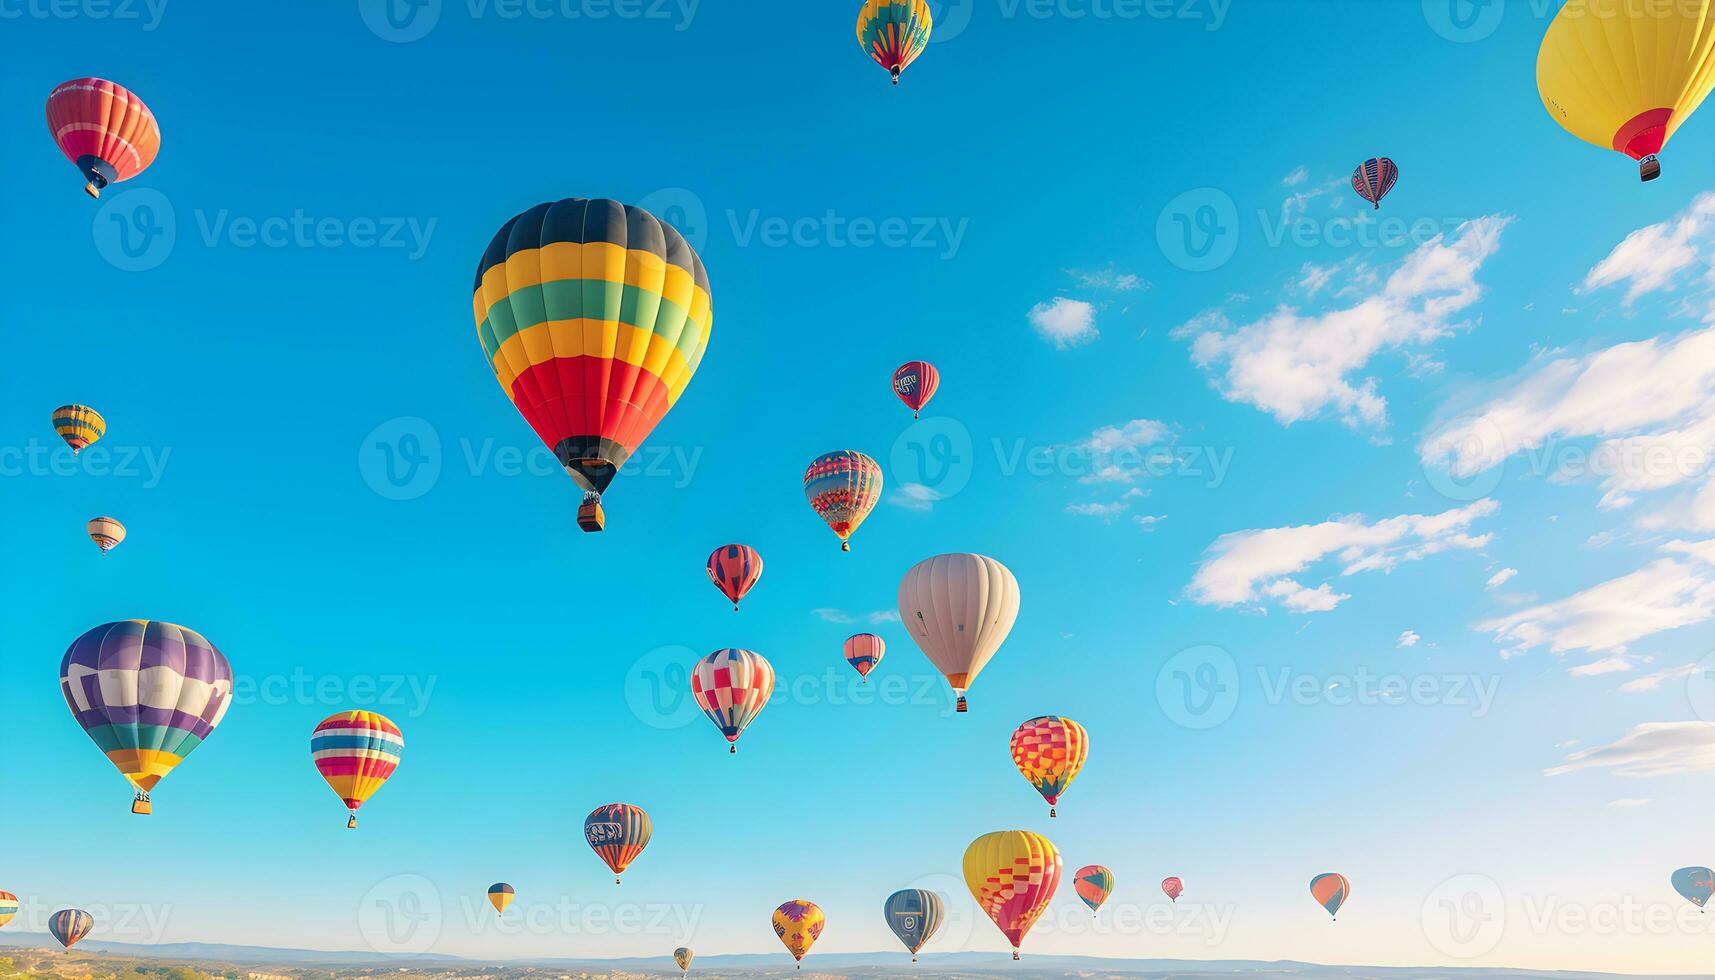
[963,830,1062,958]
[586,803,652,881]
[1010,715,1089,815]
[691,649,775,750]
[46,78,160,196]
[52,404,105,453]
[707,544,763,610]
[1310,873,1350,919]
[488,883,515,915]
[892,361,939,416]
[311,710,403,826]
[883,888,945,958]
[0,892,17,930]
[49,909,92,950]
[1074,865,1115,913]
[843,633,885,678]
[1161,876,1184,902]
[1673,867,1714,908]
[804,450,883,550]
[1351,157,1398,209]
[674,947,694,973]
[857,0,933,83]
[773,900,825,963]
[898,553,1021,711]
[87,516,126,553]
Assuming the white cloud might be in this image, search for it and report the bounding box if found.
[888,483,943,512]
[1176,216,1510,429]
[1188,499,1498,613]
[1609,798,1653,807]
[1568,655,1634,677]
[1133,514,1166,532]
[1071,265,1148,292]
[1487,567,1518,589]
[1066,500,1130,522]
[1029,297,1098,349]
[1282,166,1310,187]
[866,609,901,625]
[1068,418,1174,484]
[1580,191,1715,304]
[1618,663,1699,693]
[1545,722,1715,778]
[1396,629,1420,648]
[812,608,855,624]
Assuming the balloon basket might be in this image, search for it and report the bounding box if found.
[84,182,100,199]
[729,744,737,754]
[347,815,358,829]
[1641,154,1661,182]
[1012,951,1020,961]
[615,876,622,885]
[578,497,606,533]
[840,541,851,552]
[1048,806,1057,818]
[955,696,968,713]
[131,796,151,815]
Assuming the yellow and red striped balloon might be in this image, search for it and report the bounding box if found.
[856,0,933,85]
[804,450,883,552]
[963,831,1062,959]
[311,711,403,828]
[0,892,17,930]
[1010,716,1089,817]
[46,78,160,197]
[585,803,652,884]
[772,900,824,967]
[52,404,105,454]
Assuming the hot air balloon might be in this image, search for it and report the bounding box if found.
[1351,157,1398,209]
[843,633,886,682]
[60,620,233,815]
[691,649,774,753]
[585,803,652,884]
[49,909,92,951]
[1673,867,1714,910]
[52,405,105,454]
[804,450,883,551]
[1161,876,1184,903]
[45,78,160,198]
[87,517,125,554]
[772,900,824,968]
[674,947,694,974]
[488,883,515,916]
[898,553,1021,713]
[1538,0,1715,181]
[964,831,1062,960]
[1074,865,1114,917]
[857,0,933,84]
[892,361,940,418]
[311,710,403,828]
[883,888,944,961]
[1010,715,1089,817]
[707,544,762,611]
[474,198,712,532]
[1310,873,1350,920]
[0,892,17,930]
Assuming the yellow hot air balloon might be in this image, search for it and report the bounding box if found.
[898,553,1021,713]
[1537,0,1715,181]
[487,883,515,916]
[772,900,824,968]
[87,516,125,554]
[963,831,1062,959]
[673,947,694,974]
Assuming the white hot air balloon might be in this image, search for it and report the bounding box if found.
[897,553,1021,713]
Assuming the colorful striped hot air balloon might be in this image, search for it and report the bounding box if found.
[60,620,233,815]
[772,900,824,968]
[488,883,515,916]
[1538,0,1715,181]
[1161,876,1184,903]
[49,909,93,950]
[843,633,886,682]
[1074,865,1115,916]
[0,892,18,930]
[52,405,105,454]
[804,450,883,551]
[707,544,763,611]
[690,649,774,753]
[1673,867,1714,910]
[899,553,1021,713]
[585,803,652,884]
[857,0,933,84]
[1310,873,1350,920]
[1010,715,1089,817]
[883,888,945,961]
[474,198,712,533]
[892,361,940,418]
[964,831,1062,960]
[87,517,126,554]
[1351,157,1398,209]
[673,947,693,974]
[311,710,403,828]
[45,78,160,198]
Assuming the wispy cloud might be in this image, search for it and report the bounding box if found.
[1487,567,1518,589]
[1580,191,1715,304]
[1028,297,1099,349]
[1618,663,1699,693]
[1545,722,1715,778]
[811,608,855,624]
[1397,629,1420,648]
[888,483,944,512]
[1070,264,1149,293]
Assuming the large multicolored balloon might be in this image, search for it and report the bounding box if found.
[1010,715,1089,817]
[691,649,774,752]
[883,888,944,961]
[60,620,233,815]
[49,909,93,950]
[52,404,105,454]
[898,554,1021,713]
[964,831,1061,959]
[673,947,694,974]
[488,883,515,916]
[892,361,939,418]
[585,803,652,884]
[1350,157,1398,209]
[772,900,824,968]
[46,78,160,198]
[1074,865,1114,916]
[311,710,403,828]
[804,450,883,552]
[843,633,885,681]
[474,198,712,532]
[0,892,17,930]
[1161,876,1184,903]
[1672,867,1714,909]
[1310,873,1350,920]
[87,516,126,554]
[857,0,932,84]
[707,544,763,611]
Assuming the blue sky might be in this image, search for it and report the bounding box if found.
[8,0,1715,973]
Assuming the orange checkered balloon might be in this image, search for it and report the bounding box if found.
[1009,716,1089,817]
[963,831,1062,959]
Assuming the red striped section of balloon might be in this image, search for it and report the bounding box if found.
[891,361,940,417]
[843,633,886,679]
[706,544,763,611]
[585,803,652,883]
[45,78,161,198]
